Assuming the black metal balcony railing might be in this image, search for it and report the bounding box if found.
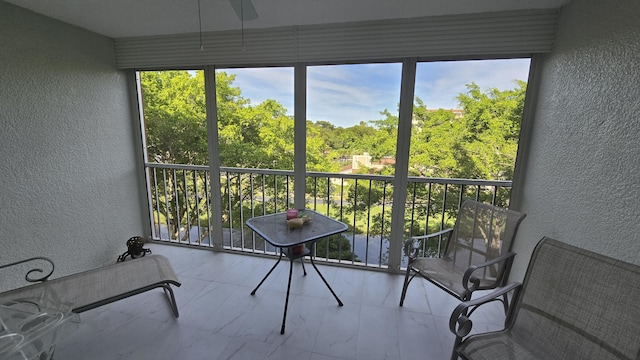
[145,163,512,270]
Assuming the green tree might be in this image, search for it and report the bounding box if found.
[405,81,526,247]
[142,71,207,165]
[142,71,208,242]
[455,81,526,182]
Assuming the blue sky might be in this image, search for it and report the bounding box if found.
[222,58,530,128]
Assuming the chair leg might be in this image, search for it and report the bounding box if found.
[502,292,509,315]
[450,337,462,360]
[399,267,413,306]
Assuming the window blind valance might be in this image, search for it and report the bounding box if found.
[114,9,558,69]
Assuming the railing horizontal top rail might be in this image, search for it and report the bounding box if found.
[406,176,511,187]
[146,163,208,171]
[145,162,512,187]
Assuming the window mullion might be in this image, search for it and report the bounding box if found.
[204,65,225,249]
[388,57,417,272]
[294,64,307,210]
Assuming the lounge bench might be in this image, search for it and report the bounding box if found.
[0,255,181,317]
[449,237,640,360]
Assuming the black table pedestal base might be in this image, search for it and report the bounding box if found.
[250,247,343,334]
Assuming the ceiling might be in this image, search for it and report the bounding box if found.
[3,0,571,39]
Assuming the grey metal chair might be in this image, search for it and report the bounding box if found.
[399,200,526,309]
[450,237,640,360]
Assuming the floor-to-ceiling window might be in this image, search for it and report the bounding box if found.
[138,70,208,244]
[305,63,402,266]
[214,67,295,250]
[136,58,532,270]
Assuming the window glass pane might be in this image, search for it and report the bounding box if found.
[406,59,531,253]
[412,59,530,181]
[306,63,402,266]
[216,67,294,169]
[306,63,402,175]
[140,70,206,165]
[215,67,295,245]
[138,70,208,244]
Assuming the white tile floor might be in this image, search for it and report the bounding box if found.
[55,243,505,360]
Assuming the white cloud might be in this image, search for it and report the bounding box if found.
[221,67,295,109]
[415,59,531,109]
[307,63,402,126]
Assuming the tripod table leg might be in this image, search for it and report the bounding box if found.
[251,252,283,295]
[310,257,343,306]
[281,257,294,334]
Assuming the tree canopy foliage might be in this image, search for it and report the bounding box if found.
[142,71,525,181]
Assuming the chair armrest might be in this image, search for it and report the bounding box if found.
[404,228,453,261]
[0,257,55,283]
[462,251,516,292]
[449,282,522,338]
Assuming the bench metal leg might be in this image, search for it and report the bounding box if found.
[162,284,180,318]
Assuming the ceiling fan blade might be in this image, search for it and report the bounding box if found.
[229,0,258,21]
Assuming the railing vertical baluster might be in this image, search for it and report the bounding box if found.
[172,169,181,242]
[379,181,387,267]
[238,172,244,250]
[261,174,266,215]
[286,175,290,208]
[205,170,212,247]
[440,183,448,230]
[325,176,330,215]
[152,168,161,240]
[273,175,278,213]
[338,178,345,263]
[162,169,171,241]
[313,177,318,210]
[250,173,255,251]
[365,180,373,267]
[226,171,233,248]
[351,179,358,265]
[193,169,202,244]
[325,176,330,259]
[468,184,477,268]
[440,183,448,252]
[261,174,267,253]
[458,184,465,210]
[183,169,191,244]
[422,182,432,256]
[410,182,417,236]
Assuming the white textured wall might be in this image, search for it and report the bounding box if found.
[0,2,147,290]
[511,0,640,280]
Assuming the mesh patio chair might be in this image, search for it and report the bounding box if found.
[399,200,526,309]
[450,237,640,360]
